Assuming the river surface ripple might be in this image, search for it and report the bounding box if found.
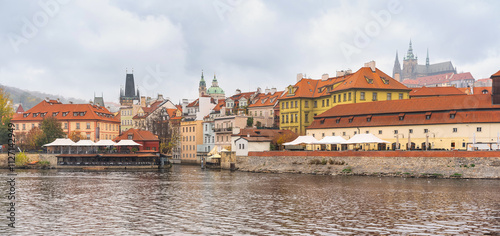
[0,165,499,235]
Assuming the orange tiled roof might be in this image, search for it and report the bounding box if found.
[316,94,498,119]
[416,73,454,85]
[309,94,500,129]
[402,79,419,85]
[187,99,199,107]
[449,72,474,82]
[248,91,284,108]
[213,99,226,112]
[114,128,159,141]
[493,70,500,77]
[11,100,119,123]
[410,86,466,97]
[280,67,409,100]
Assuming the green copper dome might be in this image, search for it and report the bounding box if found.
[207,86,224,94]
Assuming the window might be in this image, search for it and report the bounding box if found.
[128,134,133,140]
[281,115,284,123]
[338,94,341,103]
[322,100,325,107]
[424,129,429,133]
[453,128,458,133]
[282,102,285,109]
[15,124,18,130]
[360,92,365,100]
[399,116,404,120]
[326,99,329,106]
[322,133,325,137]
[477,127,482,132]
[409,129,413,134]
[378,130,382,135]
[332,132,335,136]
[312,134,315,137]
[367,117,371,122]
[354,131,357,135]
[295,114,298,123]
[348,92,352,101]
[22,124,25,130]
[76,123,80,129]
[365,131,369,134]
[295,101,298,108]
[394,130,398,134]
[313,101,317,108]
[343,93,347,102]
[87,134,91,140]
[32,124,35,129]
[305,113,309,123]
[399,93,404,100]
[305,101,309,108]
[342,132,346,136]
[333,96,336,103]
[426,114,431,120]
[290,115,293,123]
[286,102,289,109]
[450,114,456,119]
[372,92,378,101]
[387,93,392,100]
[348,118,353,123]
[286,115,289,123]
[87,123,91,129]
[260,111,262,116]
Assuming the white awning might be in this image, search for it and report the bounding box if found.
[94,140,116,146]
[343,134,390,144]
[43,138,75,147]
[115,140,142,146]
[73,140,96,146]
[313,136,347,145]
[283,136,318,145]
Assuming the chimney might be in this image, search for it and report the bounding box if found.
[492,70,500,104]
[256,87,261,94]
[235,89,241,94]
[69,101,73,104]
[336,70,346,77]
[321,73,329,81]
[45,97,49,102]
[364,61,376,72]
[394,73,401,82]
[140,96,146,107]
[297,73,303,82]
[157,94,164,101]
[346,69,352,74]
[56,98,60,103]
[265,88,270,94]
[270,87,277,95]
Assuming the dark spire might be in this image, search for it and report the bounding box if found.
[393,50,402,79]
[406,39,415,60]
[426,48,430,66]
[199,70,206,87]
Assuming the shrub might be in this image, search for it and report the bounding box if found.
[342,166,352,173]
[309,159,321,165]
[321,159,327,165]
[15,151,30,166]
[470,164,475,167]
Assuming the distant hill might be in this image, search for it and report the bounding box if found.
[1,84,88,110]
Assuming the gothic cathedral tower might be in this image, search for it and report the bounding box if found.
[393,51,402,82]
[401,40,418,80]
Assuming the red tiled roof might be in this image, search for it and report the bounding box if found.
[316,94,498,118]
[416,72,454,85]
[166,108,177,118]
[16,104,24,113]
[449,72,474,82]
[309,94,500,129]
[402,79,419,85]
[114,128,159,141]
[175,105,182,111]
[11,100,119,123]
[492,70,500,77]
[248,91,284,108]
[213,99,226,112]
[410,86,465,97]
[187,99,199,107]
[280,67,409,100]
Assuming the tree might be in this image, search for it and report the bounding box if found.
[69,131,84,142]
[25,127,45,150]
[0,88,14,144]
[246,117,254,127]
[274,131,298,150]
[40,116,65,143]
[142,107,180,155]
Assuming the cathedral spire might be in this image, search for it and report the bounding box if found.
[406,39,415,60]
[393,50,402,81]
[426,48,430,66]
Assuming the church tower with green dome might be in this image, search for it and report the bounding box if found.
[206,73,225,100]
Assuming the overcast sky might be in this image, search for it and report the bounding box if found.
[1,0,499,104]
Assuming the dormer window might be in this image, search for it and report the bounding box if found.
[425,112,432,120]
[62,112,68,117]
[23,113,30,117]
[365,76,373,84]
[52,112,59,116]
[450,111,456,119]
[366,115,372,122]
[399,113,405,120]
[381,77,389,84]
[348,117,353,123]
[41,112,46,117]
[73,112,79,116]
[336,118,340,123]
[33,113,38,117]
[128,134,133,140]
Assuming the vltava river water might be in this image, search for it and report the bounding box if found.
[1,165,499,235]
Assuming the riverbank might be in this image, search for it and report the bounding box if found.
[237,150,500,179]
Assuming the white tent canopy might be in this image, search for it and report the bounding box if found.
[283,136,318,145]
[94,140,117,146]
[343,134,390,144]
[73,140,96,146]
[43,138,75,147]
[115,140,142,146]
[313,136,347,145]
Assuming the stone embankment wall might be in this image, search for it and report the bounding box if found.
[237,151,500,179]
[0,153,58,168]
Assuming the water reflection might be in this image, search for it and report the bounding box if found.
[0,166,499,235]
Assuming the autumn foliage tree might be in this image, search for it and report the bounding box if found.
[25,127,45,150]
[0,87,14,145]
[40,116,65,143]
[273,131,299,150]
[68,131,85,142]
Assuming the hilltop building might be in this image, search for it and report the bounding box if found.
[393,41,456,82]
[119,71,140,106]
[198,71,225,100]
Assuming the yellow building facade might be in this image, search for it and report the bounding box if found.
[280,63,411,135]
